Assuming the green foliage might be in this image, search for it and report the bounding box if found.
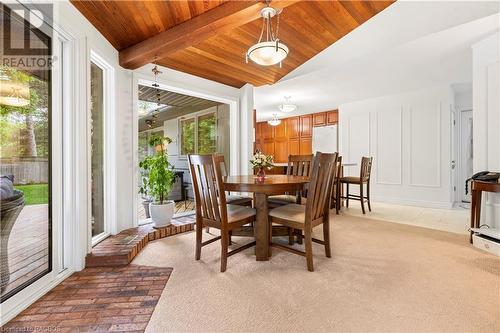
[0,66,49,158]
[198,114,216,154]
[181,118,195,155]
[139,136,176,204]
[14,183,48,205]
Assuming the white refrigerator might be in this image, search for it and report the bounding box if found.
[312,125,338,154]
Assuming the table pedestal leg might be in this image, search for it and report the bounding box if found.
[254,192,269,261]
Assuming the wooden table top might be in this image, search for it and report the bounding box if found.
[224,175,309,194]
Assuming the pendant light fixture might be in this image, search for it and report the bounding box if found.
[278,96,296,113]
[146,61,162,128]
[0,70,30,107]
[268,114,281,126]
[246,1,288,67]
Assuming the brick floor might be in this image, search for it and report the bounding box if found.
[1,265,172,333]
[86,214,195,267]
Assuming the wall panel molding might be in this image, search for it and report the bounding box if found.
[376,107,402,185]
[409,102,442,188]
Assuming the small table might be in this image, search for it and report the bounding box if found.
[224,175,309,261]
[470,180,500,243]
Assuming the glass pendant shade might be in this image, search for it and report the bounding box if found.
[248,41,288,66]
[279,103,296,113]
[268,114,281,126]
[0,82,30,107]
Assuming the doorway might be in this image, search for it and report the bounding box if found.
[136,84,231,225]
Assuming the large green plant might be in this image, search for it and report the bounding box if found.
[139,136,176,204]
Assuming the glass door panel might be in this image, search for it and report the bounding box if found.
[0,6,52,301]
[90,63,105,240]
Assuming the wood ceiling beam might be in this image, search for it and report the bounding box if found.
[119,0,300,70]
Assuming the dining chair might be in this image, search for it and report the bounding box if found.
[340,156,373,214]
[188,154,256,272]
[206,154,253,235]
[268,154,314,208]
[215,154,253,207]
[268,152,338,271]
[330,155,342,214]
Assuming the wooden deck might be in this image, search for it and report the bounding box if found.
[1,200,195,298]
[2,204,49,298]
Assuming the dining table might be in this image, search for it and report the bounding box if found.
[224,175,309,261]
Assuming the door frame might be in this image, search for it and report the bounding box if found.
[88,51,117,246]
[132,72,240,227]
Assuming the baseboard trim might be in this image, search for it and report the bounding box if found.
[370,196,454,209]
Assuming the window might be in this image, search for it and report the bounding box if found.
[198,113,217,154]
[180,112,217,156]
[180,117,195,155]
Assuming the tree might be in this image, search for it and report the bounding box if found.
[0,67,47,158]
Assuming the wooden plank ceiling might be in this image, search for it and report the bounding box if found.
[138,85,220,131]
[72,0,394,88]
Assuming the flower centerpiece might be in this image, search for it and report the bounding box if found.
[250,151,274,179]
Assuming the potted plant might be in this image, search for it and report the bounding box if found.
[250,150,274,180]
[138,177,152,219]
[139,136,177,228]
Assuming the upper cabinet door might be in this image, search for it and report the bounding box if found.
[262,122,274,141]
[327,111,338,125]
[313,112,326,127]
[300,115,312,137]
[288,117,300,139]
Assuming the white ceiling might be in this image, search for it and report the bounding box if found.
[254,1,500,121]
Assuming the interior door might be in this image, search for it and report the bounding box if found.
[459,110,473,202]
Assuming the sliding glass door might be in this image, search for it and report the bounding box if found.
[0,5,52,302]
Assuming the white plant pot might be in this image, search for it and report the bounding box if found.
[149,200,175,228]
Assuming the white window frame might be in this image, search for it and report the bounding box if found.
[88,51,116,246]
[178,109,218,158]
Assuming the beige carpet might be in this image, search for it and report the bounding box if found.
[132,214,500,333]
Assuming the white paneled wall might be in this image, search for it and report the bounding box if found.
[472,33,500,229]
[339,86,453,208]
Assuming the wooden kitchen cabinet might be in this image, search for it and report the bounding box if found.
[300,115,312,137]
[300,137,312,155]
[313,112,326,127]
[327,110,338,124]
[289,138,300,156]
[273,121,288,162]
[262,141,275,156]
[262,122,274,141]
[287,117,300,138]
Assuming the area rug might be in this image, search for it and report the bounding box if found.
[2,265,173,332]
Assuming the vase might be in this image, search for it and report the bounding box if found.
[256,167,266,179]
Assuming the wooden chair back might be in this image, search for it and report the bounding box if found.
[214,154,229,177]
[287,155,314,177]
[188,154,227,227]
[305,152,338,225]
[360,156,373,182]
[335,155,343,183]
